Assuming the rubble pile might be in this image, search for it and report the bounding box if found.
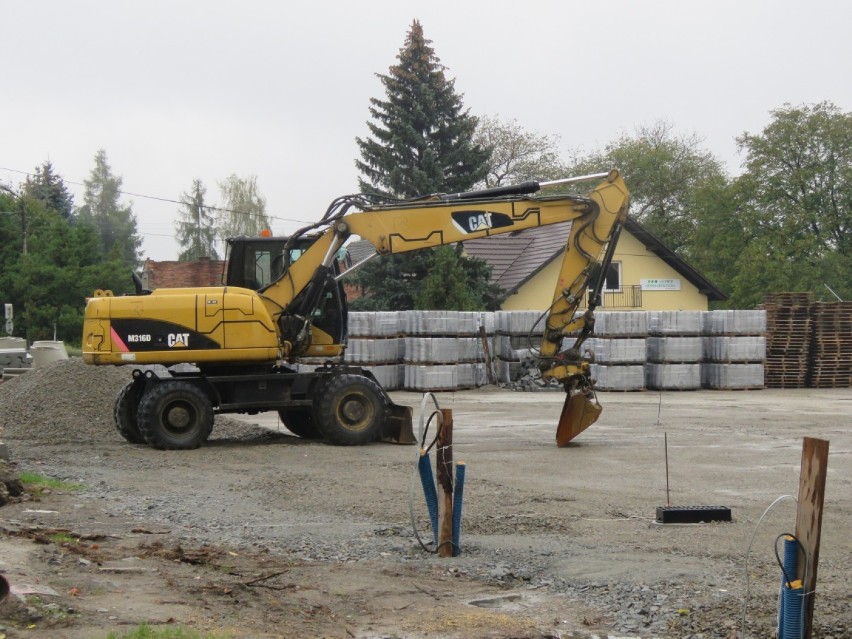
[0,357,130,440]
[0,358,277,444]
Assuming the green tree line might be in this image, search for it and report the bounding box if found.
[0,151,272,344]
[3,20,849,345]
[351,21,851,311]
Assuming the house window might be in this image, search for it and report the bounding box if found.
[604,262,621,291]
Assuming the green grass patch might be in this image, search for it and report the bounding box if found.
[65,343,83,357]
[47,532,78,544]
[19,472,81,492]
[105,625,231,639]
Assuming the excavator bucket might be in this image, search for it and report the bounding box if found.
[555,391,602,447]
[379,402,416,444]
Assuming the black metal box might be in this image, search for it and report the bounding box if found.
[656,505,732,524]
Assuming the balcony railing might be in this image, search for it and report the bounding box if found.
[602,285,643,308]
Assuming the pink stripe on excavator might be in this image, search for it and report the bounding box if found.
[110,326,129,352]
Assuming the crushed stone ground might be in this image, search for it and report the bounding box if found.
[0,359,849,639]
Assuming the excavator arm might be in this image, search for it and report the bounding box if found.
[262,170,629,444]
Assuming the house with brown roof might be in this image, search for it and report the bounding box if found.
[462,218,727,311]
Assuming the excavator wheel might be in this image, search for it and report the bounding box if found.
[137,380,214,450]
[313,374,387,445]
[277,407,322,439]
[113,380,146,444]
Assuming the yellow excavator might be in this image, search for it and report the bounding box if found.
[82,170,629,449]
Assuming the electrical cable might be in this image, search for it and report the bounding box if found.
[407,393,444,553]
[740,494,797,639]
[774,533,807,589]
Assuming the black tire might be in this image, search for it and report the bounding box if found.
[114,381,145,444]
[277,407,322,439]
[313,374,386,445]
[137,381,214,450]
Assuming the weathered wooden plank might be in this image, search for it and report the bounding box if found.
[437,408,454,558]
[795,437,830,639]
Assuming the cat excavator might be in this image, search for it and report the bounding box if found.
[82,170,629,450]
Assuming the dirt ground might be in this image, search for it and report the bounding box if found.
[0,385,849,639]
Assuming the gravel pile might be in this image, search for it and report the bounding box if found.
[0,357,282,443]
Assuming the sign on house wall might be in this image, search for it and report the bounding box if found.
[641,278,681,291]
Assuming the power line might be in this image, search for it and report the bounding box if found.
[0,165,311,225]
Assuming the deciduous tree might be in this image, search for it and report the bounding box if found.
[474,115,567,187]
[573,121,727,252]
[216,174,270,241]
[733,101,852,303]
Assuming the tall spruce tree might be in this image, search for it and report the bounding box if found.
[176,179,219,260]
[351,20,492,310]
[76,149,142,266]
[23,161,75,219]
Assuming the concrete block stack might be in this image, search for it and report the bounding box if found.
[588,312,648,391]
[342,311,403,390]
[400,311,487,391]
[645,311,703,390]
[492,311,544,385]
[0,337,32,381]
[702,310,766,389]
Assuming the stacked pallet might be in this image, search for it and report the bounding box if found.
[809,302,852,388]
[763,293,813,388]
[645,311,703,390]
[588,311,648,391]
[701,310,766,389]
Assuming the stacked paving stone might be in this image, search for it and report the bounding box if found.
[401,311,487,391]
[808,302,852,388]
[0,337,32,381]
[331,303,850,392]
[492,311,546,385]
[702,310,766,389]
[588,312,648,391]
[342,311,403,390]
[645,311,703,390]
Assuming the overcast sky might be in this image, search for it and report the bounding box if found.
[3,0,850,261]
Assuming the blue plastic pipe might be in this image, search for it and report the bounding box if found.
[781,580,804,639]
[779,536,803,639]
[452,461,466,557]
[417,451,440,546]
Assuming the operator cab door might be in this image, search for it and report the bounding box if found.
[225,236,348,345]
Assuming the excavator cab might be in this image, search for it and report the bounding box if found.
[225,235,349,347]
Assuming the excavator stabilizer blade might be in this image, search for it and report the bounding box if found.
[556,392,602,447]
[379,403,416,444]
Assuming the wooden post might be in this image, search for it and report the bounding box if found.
[437,408,454,558]
[479,325,495,385]
[794,437,829,639]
